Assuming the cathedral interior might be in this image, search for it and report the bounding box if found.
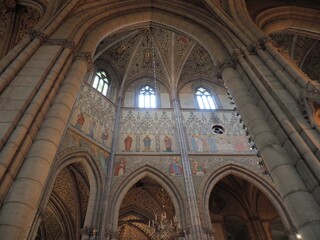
[0,0,320,239]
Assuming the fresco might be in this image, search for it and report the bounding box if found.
[113,155,183,177]
[69,84,116,151]
[58,129,109,172]
[119,109,179,153]
[183,111,256,154]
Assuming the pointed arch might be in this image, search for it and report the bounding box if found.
[256,6,320,35]
[108,165,187,233]
[30,150,105,239]
[198,164,295,235]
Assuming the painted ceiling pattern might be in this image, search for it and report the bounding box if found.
[270,31,320,81]
[119,177,175,240]
[94,27,217,87]
[41,164,90,240]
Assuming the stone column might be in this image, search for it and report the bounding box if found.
[221,65,320,240]
[0,53,91,239]
[172,95,204,240]
[101,96,122,240]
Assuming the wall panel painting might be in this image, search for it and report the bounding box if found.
[69,84,116,151]
[183,111,256,154]
[119,109,180,153]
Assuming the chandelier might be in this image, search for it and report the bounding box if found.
[148,212,179,240]
[146,187,182,240]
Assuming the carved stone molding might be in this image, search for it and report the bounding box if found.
[248,37,271,54]
[75,51,93,71]
[5,0,16,9]
[44,38,76,49]
[214,56,238,78]
[27,29,47,42]
[299,81,320,129]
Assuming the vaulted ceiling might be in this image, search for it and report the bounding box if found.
[94,27,221,89]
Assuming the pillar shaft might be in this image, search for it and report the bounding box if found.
[172,97,204,240]
[222,66,320,240]
[0,58,88,239]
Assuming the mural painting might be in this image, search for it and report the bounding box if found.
[69,84,116,150]
[119,110,179,153]
[58,129,109,172]
[113,156,184,179]
[183,111,256,154]
[114,158,126,176]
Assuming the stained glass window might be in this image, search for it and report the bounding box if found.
[195,87,216,109]
[93,70,109,96]
[138,85,156,108]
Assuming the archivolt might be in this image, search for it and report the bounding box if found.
[108,165,187,233]
[51,1,236,62]
[198,164,295,234]
[256,6,320,35]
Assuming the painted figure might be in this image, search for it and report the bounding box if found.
[169,158,183,176]
[75,111,85,130]
[101,128,109,146]
[88,119,96,138]
[114,158,126,176]
[208,134,216,152]
[164,135,172,152]
[124,134,133,151]
[195,135,203,152]
[192,160,207,176]
[143,135,152,151]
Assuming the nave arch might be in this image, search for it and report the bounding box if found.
[107,165,188,239]
[197,164,296,239]
[30,150,105,240]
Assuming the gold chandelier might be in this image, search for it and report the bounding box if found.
[148,212,179,240]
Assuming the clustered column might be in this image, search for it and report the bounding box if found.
[221,64,320,240]
[0,54,90,239]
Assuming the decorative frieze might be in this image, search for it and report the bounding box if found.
[44,38,75,49]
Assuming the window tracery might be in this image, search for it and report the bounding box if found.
[138,85,156,108]
[93,69,110,96]
[195,87,216,109]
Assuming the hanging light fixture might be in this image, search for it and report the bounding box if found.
[147,188,180,240]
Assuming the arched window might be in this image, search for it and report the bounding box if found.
[195,87,216,109]
[93,69,110,96]
[138,85,156,108]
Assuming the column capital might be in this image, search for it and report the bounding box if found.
[214,55,238,78]
[74,51,93,71]
[44,38,76,49]
[27,29,48,42]
[248,37,272,54]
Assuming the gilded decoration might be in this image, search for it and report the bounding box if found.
[270,31,320,82]
[118,177,176,240]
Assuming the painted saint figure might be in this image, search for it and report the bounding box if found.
[168,158,183,176]
[192,160,207,176]
[88,119,96,138]
[164,135,172,152]
[124,134,133,151]
[101,128,109,146]
[114,158,126,176]
[143,135,152,152]
[75,111,85,130]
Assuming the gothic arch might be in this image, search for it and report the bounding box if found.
[198,164,295,236]
[30,150,105,239]
[108,165,188,235]
[52,1,233,62]
[256,6,320,35]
